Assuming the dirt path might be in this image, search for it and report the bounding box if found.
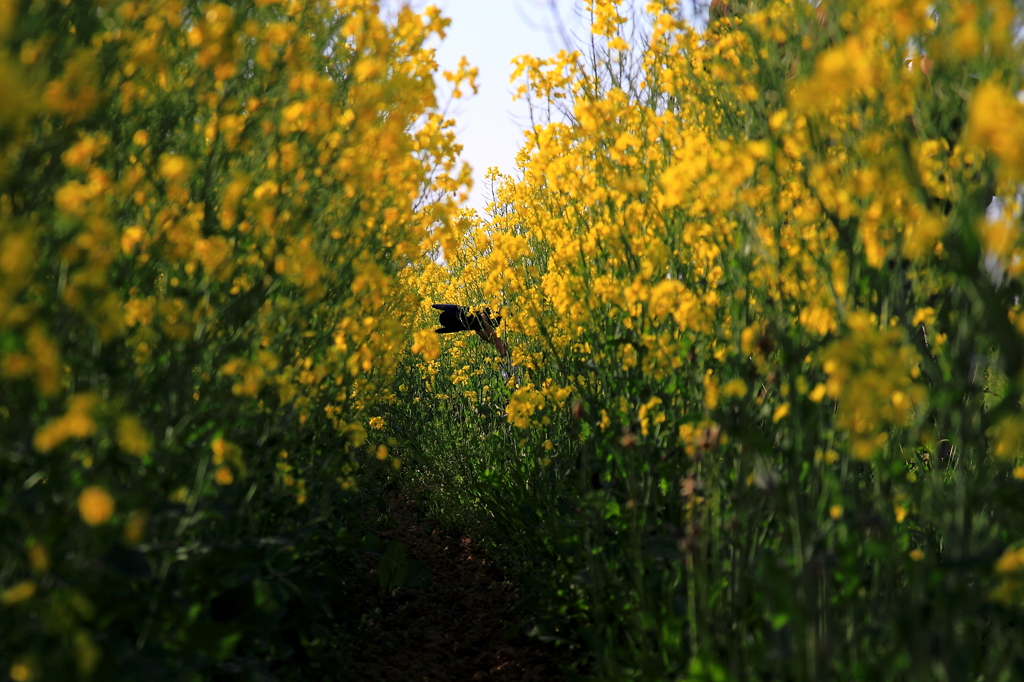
[349,496,579,681]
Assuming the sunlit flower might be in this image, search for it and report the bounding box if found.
[78,486,115,526]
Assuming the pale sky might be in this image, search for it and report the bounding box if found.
[426,1,706,211]
[430,1,586,211]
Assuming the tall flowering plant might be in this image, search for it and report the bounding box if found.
[396,0,1024,678]
[0,0,471,677]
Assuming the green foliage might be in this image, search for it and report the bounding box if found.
[0,0,467,677]
[378,540,408,591]
[387,1,1024,680]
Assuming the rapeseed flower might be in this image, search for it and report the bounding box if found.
[78,486,115,526]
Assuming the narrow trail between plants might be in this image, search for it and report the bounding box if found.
[349,495,578,681]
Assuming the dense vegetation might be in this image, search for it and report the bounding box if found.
[393,0,1024,679]
[4,0,1024,680]
[0,0,470,678]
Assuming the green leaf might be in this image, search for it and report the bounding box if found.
[378,540,408,591]
[361,533,384,553]
[217,632,243,661]
[769,612,790,630]
[253,579,273,609]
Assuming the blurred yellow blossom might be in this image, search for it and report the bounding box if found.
[996,546,1024,574]
[158,153,190,181]
[8,662,34,682]
[214,466,234,485]
[211,437,246,477]
[411,328,441,362]
[25,541,49,573]
[116,415,152,457]
[1,580,37,605]
[78,486,115,526]
[965,82,1024,182]
[721,378,747,399]
[123,510,149,545]
[33,393,99,453]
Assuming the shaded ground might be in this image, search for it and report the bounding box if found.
[349,495,581,681]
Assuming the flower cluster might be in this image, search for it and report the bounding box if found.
[0,0,469,676]
[389,0,1024,678]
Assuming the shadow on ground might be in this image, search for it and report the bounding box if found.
[349,495,580,681]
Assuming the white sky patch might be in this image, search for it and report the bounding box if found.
[415,1,710,211]
[427,1,587,211]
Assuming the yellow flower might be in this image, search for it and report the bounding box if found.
[211,437,246,475]
[771,403,790,423]
[506,385,546,429]
[411,328,441,362]
[1,580,37,605]
[214,465,234,485]
[123,510,149,545]
[737,83,759,102]
[33,392,99,452]
[909,549,925,562]
[965,81,1024,182]
[9,662,34,682]
[158,153,190,181]
[703,371,719,410]
[808,383,827,403]
[911,307,937,327]
[211,436,229,462]
[721,378,747,399]
[72,629,101,676]
[61,134,105,170]
[829,505,843,520]
[120,226,146,255]
[26,541,50,573]
[264,22,293,45]
[607,36,630,51]
[78,486,115,526]
[989,578,1023,606]
[814,449,841,465]
[995,547,1024,574]
[116,415,152,458]
[990,416,1024,460]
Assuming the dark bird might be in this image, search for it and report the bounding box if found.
[432,304,501,334]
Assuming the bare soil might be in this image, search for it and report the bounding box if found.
[349,496,580,681]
